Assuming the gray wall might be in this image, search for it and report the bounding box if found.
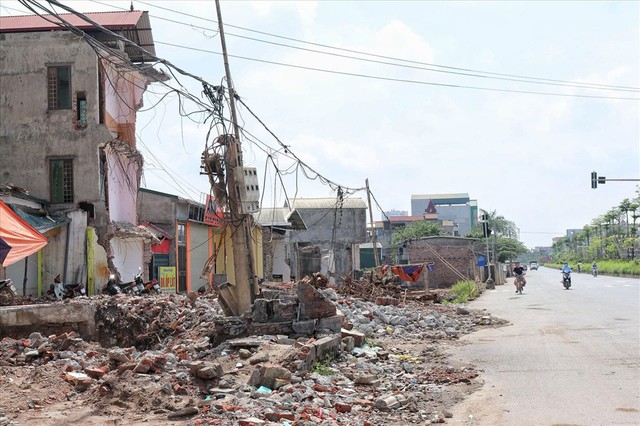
[290,207,367,282]
[0,31,113,210]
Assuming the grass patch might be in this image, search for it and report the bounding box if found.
[449,280,478,303]
[310,358,335,376]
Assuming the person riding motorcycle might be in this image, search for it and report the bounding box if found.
[592,261,598,276]
[562,262,572,273]
[513,261,526,293]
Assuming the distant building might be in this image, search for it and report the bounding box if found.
[411,193,478,237]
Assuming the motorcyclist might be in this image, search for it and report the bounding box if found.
[592,261,598,276]
[562,262,572,273]
[513,261,526,293]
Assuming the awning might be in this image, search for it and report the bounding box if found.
[0,200,48,266]
[9,204,69,234]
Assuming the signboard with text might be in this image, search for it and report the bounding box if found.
[204,195,223,227]
[158,266,177,293]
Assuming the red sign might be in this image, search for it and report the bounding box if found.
[204,195,223,227]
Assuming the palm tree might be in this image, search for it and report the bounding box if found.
[619,199,632,236]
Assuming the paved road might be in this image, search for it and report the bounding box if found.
[448,266,640,426]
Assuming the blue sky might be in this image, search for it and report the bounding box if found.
[2,1,638,248]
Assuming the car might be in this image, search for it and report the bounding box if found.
[530,261,539,270]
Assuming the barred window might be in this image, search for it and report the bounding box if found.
[51,159,74,203]
[48,66,71,109]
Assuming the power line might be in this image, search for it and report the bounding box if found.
[132,0,639,92]
[156,41,640,101]
[84,0,640,94]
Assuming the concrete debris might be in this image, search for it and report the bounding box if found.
[0,274,508,425]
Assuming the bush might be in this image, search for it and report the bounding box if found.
[547,260,640,276]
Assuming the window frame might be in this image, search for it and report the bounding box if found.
[47,65,72,110]
[50,158,74,204]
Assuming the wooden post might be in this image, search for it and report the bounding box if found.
[365,179,380,267]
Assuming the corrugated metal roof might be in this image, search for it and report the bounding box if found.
[290,198,367,209]
[254,208,306,230]
[0,11,156,61]
[1,11,143,31]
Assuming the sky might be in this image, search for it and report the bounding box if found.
[2,0,639,249]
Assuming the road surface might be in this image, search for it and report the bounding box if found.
[448,266,640,425]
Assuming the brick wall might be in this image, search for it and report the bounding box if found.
[407,239,476,289]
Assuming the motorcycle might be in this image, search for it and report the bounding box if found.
[102,274,121,296]
[48,274,86,300]
[592,266,598,277]
[514,273,525,294]
[102,270,146,296]
[0,278,18,306]
[141,278,161,295]
[562,270,572,289]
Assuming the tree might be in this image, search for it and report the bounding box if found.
[619,198,632,236]
[392,220,444,245]
[496,237,528,262]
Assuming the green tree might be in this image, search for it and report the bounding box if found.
[496,237,528,262]
[392,220,444,245]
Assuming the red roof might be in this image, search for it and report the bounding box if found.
[0,11,144,32]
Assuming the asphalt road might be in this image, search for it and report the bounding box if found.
[448,266,640,426]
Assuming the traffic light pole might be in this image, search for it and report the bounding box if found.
[480,211,494,288]
[591,171,639,189]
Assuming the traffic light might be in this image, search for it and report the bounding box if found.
[591,171,606,189]
[482,222,492,237]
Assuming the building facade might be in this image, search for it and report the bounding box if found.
[0,11,163,291]
[138,188,264,293]
[288,198,368,284]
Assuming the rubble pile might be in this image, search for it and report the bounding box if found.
[92,293,226,349]
[338,272,435,303]
[0,281,508,425]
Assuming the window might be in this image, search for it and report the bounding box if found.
[188,204,205,222]
[50,158,74,203]
[48,66,71,109]
[76,92,87,128]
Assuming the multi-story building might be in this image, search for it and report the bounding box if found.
[0,11,164,291]
[411,193,478,237]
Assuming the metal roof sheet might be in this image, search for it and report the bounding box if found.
[254,208,307,230]
[1,11,143,31]
[0,11,156,61]
[290,198,367,209]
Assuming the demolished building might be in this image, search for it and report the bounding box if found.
[0,11,166,292]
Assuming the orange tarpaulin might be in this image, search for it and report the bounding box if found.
[0,200,48,267]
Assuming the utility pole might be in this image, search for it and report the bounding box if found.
[214,0,257,315]
[365,179,379,267]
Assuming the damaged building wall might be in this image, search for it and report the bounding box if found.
[100,57,149,147]
[87,227,110,295]
[0,31,155,289]
[64,209,88,286]
[111,237,144,282]
[188,221,212,293]
[289,199,367,284]
[105,141,141,224]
